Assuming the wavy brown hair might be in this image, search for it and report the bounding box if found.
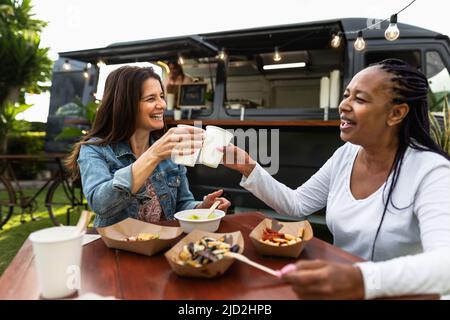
[65,66,166,179]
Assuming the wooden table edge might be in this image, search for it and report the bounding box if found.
[0,212,440,300]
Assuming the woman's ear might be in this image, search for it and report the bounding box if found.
[387,103,409,127]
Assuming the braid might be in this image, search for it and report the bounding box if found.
[376,58,448,157]
[369,59,450,260]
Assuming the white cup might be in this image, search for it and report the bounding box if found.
[29,226,84,299]
[173,109,182,120]
[166,93,175,110]
[199,125,234,168]
[171,124,203,167]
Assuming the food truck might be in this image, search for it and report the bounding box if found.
[47,18,450,235]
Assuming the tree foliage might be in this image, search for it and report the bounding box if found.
[0,0,53,105]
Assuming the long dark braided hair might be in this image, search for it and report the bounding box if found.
[370,59,450,260]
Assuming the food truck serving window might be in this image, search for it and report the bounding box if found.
[179,59,216,111]
[224,49,344,110]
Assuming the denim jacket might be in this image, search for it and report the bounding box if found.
[77,138,200,227]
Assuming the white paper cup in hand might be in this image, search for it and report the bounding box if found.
[199,125,234,168]
[29,226,84,299]
[171,124,203,167]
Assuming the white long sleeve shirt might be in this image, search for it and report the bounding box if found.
[240,142,450,299]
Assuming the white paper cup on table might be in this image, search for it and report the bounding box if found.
[171,124,203,167]
[174,109,182,120]
[166,93,175,110]
[199,125,234,168]
[29,226,84,299]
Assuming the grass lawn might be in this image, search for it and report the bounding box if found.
[0,187,89,276]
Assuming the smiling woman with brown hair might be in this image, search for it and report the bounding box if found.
[220,59,450,299]
[65,66,231,227]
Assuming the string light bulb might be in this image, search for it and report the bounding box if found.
[331,32,342,48]
[62,59,71,71]
[354,31,366,51]
[97,59,105,68]
[385,14,400,41]
[273,46,282,62]
[218,48,226,60]
[178,54,184,65]
[83,68,89,79]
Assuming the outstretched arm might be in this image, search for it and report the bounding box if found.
[220,144,333,217]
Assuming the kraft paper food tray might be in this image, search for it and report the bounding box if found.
[96,217,183,256]
[249,218,313,258]
[165,229,244,279]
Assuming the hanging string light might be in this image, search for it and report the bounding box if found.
[97,59,105,68]
[218,48,227,60]
[273,46,282,62]
[62,59,71,71]
[354,31,366,51]
[331,32,342,48]
[178,54,185,65]
[83,68,89,79]
[385,14,400,41]
[329,0,415,52]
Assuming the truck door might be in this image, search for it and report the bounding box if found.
[424,43,450,111]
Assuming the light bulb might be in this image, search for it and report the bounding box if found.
[354,31,366,51]
[331,33,342,48]
[97,59,105,68]
[62,59,71,71]
[273,47,282,62]
[83,68,89,79]
[385,14,400,41]
[178,55,184,65]
[218,49,226,60]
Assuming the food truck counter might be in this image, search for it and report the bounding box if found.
[166,119,340,127]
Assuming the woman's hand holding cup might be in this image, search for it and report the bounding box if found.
[218,144,256,177]
[149,126,205,161]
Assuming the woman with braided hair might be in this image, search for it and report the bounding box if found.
[220,59,450,299]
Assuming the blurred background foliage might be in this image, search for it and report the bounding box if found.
[429,95,450,155]
[0,0,52,154]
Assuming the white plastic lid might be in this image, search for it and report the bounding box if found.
[29,226,84,244]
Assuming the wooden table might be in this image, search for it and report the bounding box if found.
[0,212,437,300]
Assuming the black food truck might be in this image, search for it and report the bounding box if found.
[47,18,450,239]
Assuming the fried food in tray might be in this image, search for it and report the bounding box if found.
[122,233,160,242]
[259,227,304,247]
[175,235,240,268]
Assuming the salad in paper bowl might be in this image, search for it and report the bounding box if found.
[165,229,244,278]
